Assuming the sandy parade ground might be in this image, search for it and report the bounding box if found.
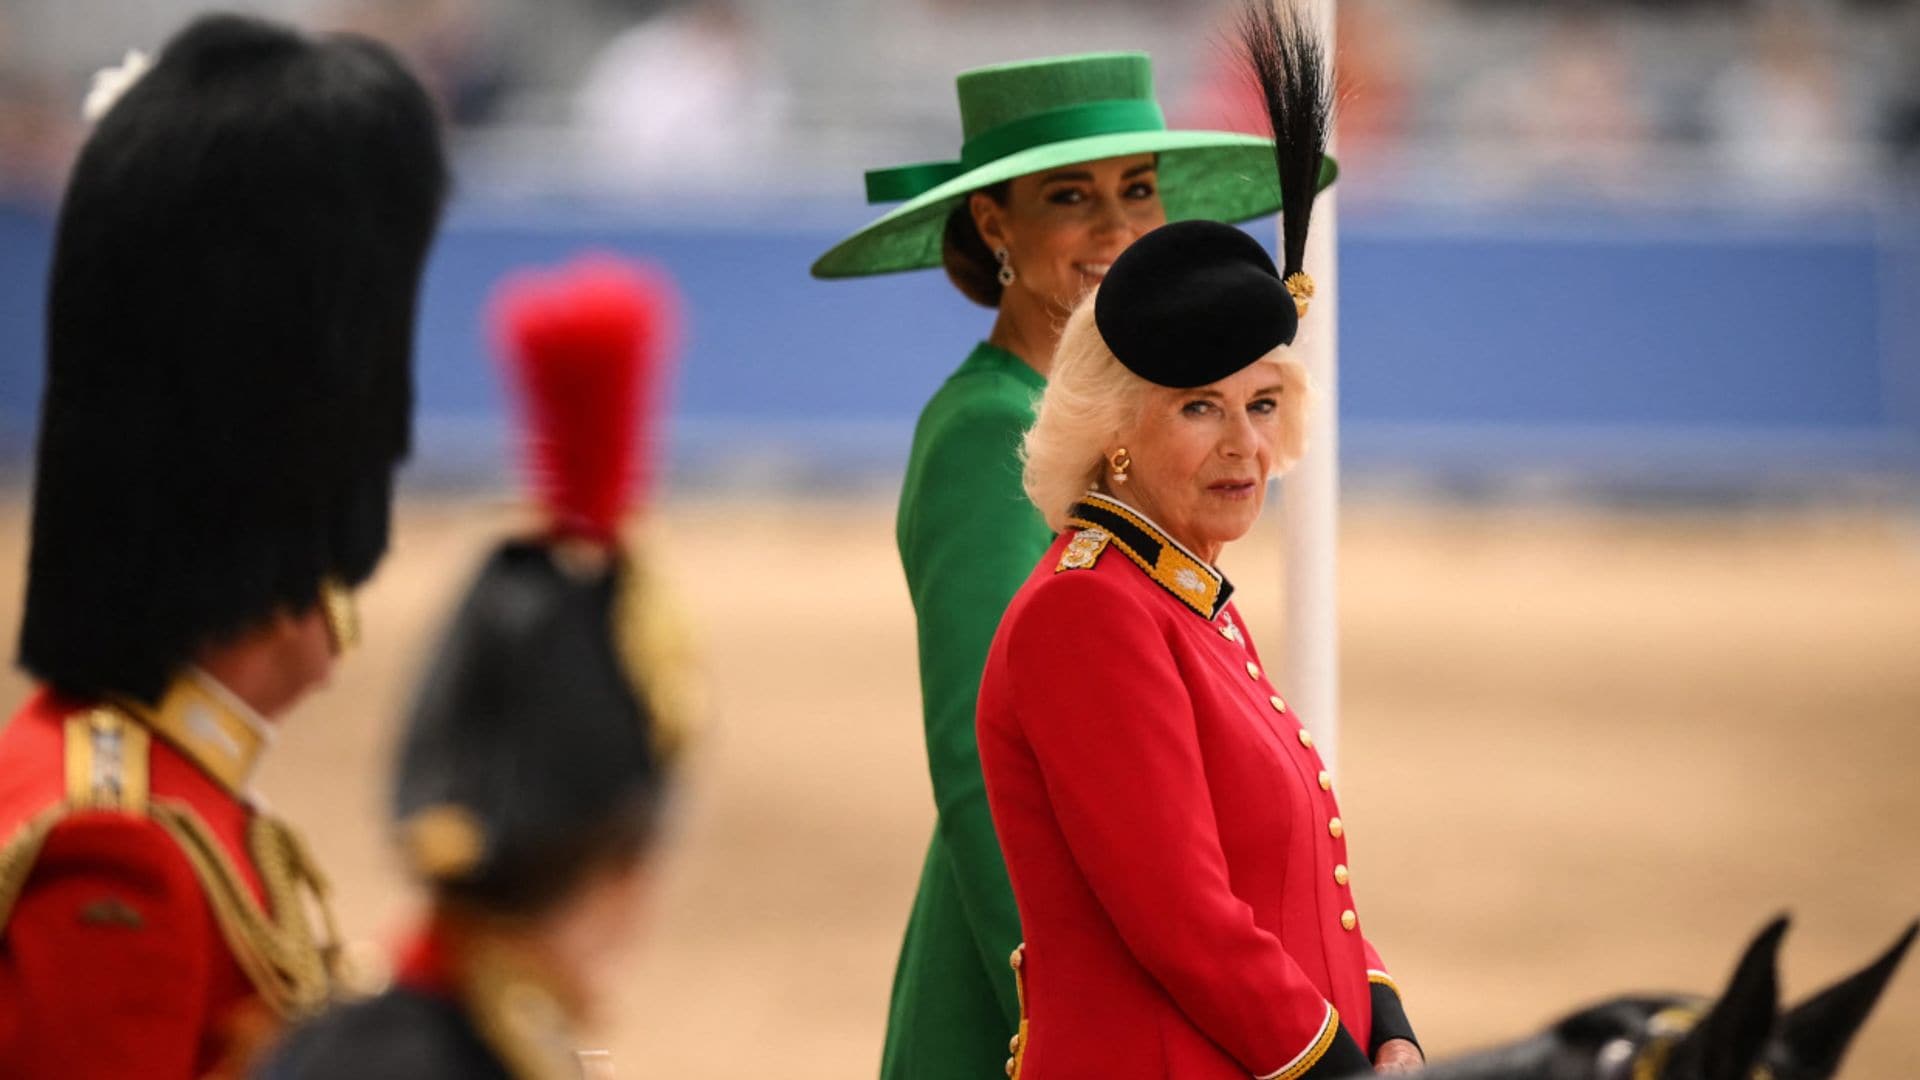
[0,495,1915,1077]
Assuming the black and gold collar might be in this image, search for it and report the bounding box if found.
[113,668,273,798]
[1062,492,1234,621]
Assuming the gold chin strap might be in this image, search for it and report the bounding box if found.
[1284,271,1315,319]
[319,578,359,656]
[612,541,702,766]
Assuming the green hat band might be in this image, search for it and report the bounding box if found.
[865,97,1166,204]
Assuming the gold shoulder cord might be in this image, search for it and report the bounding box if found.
[7,705,344,1019]
[148,804,342,1018]
[0,809,65,930]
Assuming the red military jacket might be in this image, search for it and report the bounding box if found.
[978,493,1416,1080]
[0,678,338,1078]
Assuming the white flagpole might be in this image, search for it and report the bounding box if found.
[1281,0,1341,778]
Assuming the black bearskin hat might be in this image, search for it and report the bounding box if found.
[394,257,681,916]
[19,14,449,703]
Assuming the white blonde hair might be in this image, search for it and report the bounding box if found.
[1021,291,1314,534]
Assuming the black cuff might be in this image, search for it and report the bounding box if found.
[1366,980,1420,1059]
[1297,1021,1371,1079]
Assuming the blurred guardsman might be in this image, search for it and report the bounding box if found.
[263,256,686,1080]
[0,14,446,1079]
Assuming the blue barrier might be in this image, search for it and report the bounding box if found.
[2,199,1914,492]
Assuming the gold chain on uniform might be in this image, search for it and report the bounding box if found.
[148,803,342,1017]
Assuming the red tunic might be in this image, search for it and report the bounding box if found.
[0,687,298,1078]
[978,494,1412,1080]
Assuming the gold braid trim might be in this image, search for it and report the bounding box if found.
[1006,944,1029,1080]
[0,808,65,930]
[146,802,341,1019]
[1267,1006,1341,1080]
[0,803,339,1018]
[2,708,336,1021]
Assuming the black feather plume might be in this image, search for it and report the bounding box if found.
[1240,0,1334,281]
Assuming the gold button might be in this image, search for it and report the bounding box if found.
[1318,770,1332,790]
[1009,1035,1021,1054]
[1269,694,1286,712]
[1341,909,1357,931]
[1334,863,1349,886]
[1328,817,1343,838]
[1245,660,1261,679]
[1219,625,1236,640]
[1009,947,1022,971]
[1005,1058,1016,1077]
[1297,728,1314,748]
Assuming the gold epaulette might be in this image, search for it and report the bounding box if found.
[0,708,155,930]
[65,707,152,811]
[0,705,342,1019]
[1055,527,1112,572]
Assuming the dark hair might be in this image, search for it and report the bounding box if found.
[941,181,1011,308]
[20,14,449,702]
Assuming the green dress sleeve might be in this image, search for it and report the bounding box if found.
[898,380,1052,1027]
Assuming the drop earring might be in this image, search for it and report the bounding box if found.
[1108,447,1131,484]
[995,247,1016,287]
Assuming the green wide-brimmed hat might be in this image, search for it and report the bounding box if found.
[810,51,1336,280]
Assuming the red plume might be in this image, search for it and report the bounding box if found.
[490,254,679,544]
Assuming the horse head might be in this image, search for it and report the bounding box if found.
[1409,916,1913,1080]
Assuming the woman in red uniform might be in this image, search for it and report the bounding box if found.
[976,7,1420,1078]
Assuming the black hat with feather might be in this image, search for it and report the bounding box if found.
[18,13,449,704]
[1094,0,1335,389]
[393,257,684,917]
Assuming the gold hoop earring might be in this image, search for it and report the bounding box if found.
[1108,447,1131,483]
[994,247,1016,287]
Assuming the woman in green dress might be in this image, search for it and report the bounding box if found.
[812,51,1332,1080]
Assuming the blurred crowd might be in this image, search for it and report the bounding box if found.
[1,0,1917,206]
